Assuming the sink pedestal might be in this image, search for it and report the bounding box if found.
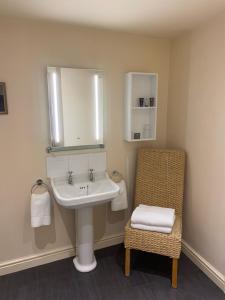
[73,207,97,272]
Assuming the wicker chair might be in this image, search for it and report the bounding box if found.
[124,148,185,288]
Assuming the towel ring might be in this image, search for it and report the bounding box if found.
[110,170,123,183]
[31,179,50,194]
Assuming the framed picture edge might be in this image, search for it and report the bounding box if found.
[0,82,8,115]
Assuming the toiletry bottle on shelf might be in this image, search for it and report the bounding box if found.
[139,98,144,107]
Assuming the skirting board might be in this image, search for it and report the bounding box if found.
[182,240,225,292]
[0,233,124,276]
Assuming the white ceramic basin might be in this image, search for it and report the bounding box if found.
[51,172,119,209]
[50,172,120,273]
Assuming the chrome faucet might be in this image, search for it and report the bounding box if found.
[68,171,73,185]
[89,168,95,182]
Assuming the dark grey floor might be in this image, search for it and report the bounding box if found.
[0,244,224,300]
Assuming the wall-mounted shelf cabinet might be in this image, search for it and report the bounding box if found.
[124,72,158,142]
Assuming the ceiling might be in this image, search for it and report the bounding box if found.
[0,0,225,37]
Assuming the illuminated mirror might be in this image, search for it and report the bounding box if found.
[47,67,104,152]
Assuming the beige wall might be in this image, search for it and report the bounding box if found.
[167,13,225,275]
[0,18,170,263]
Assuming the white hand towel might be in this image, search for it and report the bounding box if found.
[131,205,175,228]
[31,191,51,228]
[131,223,173,234]
[111,180,128,211]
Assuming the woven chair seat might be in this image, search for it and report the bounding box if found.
[125,215,182,259]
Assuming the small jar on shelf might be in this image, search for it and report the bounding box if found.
[149,97,155,107]
[138,97,144,107]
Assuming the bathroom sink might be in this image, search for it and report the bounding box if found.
[47,153,122,273]
[50,171,120,273]
[50,172,119,209]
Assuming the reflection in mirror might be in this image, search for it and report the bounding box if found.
[47,67,104,151]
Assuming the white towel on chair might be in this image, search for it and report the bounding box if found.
[131,205,175,228]
[31,191,51,228]
[131,223,173,234]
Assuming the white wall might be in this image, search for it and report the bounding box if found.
[0,18,170,265]
[167,12,225,276]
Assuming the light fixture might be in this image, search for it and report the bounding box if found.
[94,74,100,141]
[52,72,60,144]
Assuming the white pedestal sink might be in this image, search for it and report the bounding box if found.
[50,172,119,272]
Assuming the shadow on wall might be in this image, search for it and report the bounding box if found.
[34,201,75,249]
[93,205,107,241]
[31,190,75,250]
[93,194,126,242]
[34,222,56,249]
[167,36,192,245]
[167,35,191,148]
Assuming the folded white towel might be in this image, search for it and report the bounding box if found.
[131,223,173,234]
[111,180,128,211]
[131,204,175,228]
[31,191,51,228]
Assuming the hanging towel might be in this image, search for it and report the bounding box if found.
[131,223,173,234]
[131,205,175,228]
[31,191,51,228]
[111,180,128,211]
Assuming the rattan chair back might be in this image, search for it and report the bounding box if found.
[134,148,185,216]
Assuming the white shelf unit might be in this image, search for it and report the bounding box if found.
[124,72,158,142]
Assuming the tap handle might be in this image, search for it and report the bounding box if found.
[68,171,73,175]
[89,168,94,173]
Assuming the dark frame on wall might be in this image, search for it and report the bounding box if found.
[0,82,8,114]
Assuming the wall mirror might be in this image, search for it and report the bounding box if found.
[47,66,104,152]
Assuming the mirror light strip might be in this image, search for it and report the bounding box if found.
[52,72,60,144]
[94,74,100,141]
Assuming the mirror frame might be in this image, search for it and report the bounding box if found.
[46,65,105,153]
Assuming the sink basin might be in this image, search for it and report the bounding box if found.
[51,173,119,209]
[50,172,120,272]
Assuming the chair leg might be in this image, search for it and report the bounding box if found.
[172,258,178,288]
[125,248,131,276]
